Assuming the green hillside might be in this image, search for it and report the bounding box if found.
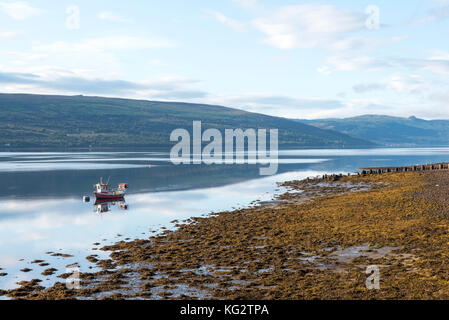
[0,93,375,149]
[300,115,449,147]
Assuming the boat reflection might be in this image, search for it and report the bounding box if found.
[94,199,128,214]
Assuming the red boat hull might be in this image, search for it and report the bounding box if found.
[94,193,125,200]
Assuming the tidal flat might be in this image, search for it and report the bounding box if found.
[3,170,449,300]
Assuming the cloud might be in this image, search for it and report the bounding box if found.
[0,71,39,84]
[207,4,396,52]
[35,36,174,53]
[8,51,47,65]
[98,11,133,23]
[232,0,258,9]
[0,70,207,99]
[323,54,393,72]
[39,77,146,94]
[428,91,449,109]
[353,83,387,93]
[2,67,448,119]
[389,75,425,93]
[0,30,17,39]
[251,4,365,49]
[0,1,43,20]
[428,5,449,20]
[29,36,175,68]
[400,57,449,74]
[414,1,449,24]
[321,52,449,75]
[199,93,343,118]
[150,90,208,99]
[353,75,428,94]
[317,66,332,75]
[330,36,406,52]
[206,10,246,31]
[196,82,449,119]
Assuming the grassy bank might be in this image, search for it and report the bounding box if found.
[3,170,449,299]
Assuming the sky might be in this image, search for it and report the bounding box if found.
[0,0,449,119]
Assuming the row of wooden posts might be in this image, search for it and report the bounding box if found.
[305,162,449,182]
[360,162,449,175]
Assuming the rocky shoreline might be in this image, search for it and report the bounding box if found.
[3,169,449,299]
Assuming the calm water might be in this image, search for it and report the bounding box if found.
[1,147,449,291]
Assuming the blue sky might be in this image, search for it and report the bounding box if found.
[1,0,449,119]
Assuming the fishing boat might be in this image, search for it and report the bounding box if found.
[93,178,128,200]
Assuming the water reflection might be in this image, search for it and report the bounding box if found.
[0,169,314,292]
[94,200,129,214]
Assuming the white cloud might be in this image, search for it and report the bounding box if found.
[232,0,258,9]
[0,34,176,94]
[195,93,343,118]
[194,90,449,119]
[429,91,449,111]
[414,1,449,24]
[0,67,206,99]
[389,75,425,93]
[8,51,47,65]
[323,54,393,72]
[251,4,365,49]
[98,11,133,23]
[317,66,331,75]
[399,56,449,75]
[302,97,424,119]
[318,51,449,76]
[0,1,43,20]
[207,10,246,32]
[29,36,174,69]
[353,82,387,93]
[418,60,449,74]
[35,36,174,53]
[353,75,427,94]
[330,36,406,52]
[0,30,17,39]
[429,51,449,60]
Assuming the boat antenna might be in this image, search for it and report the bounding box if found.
[106,176,111,185]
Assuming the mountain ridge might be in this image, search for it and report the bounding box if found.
[0,93,375,149]
[299,115,449,147]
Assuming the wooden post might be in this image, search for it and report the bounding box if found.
[359,163,449,175]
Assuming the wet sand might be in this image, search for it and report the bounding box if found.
[3,170,449,299]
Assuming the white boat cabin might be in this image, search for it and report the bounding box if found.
[94,183,109,193]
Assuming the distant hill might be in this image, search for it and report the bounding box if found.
[299,115,449,147]
[0,93,374,149]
